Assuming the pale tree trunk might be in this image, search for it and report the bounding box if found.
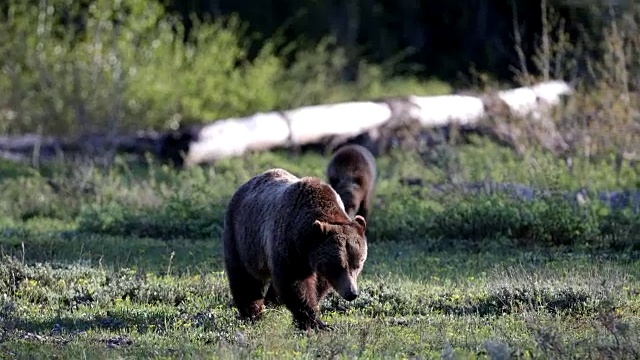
[0,80,575,168]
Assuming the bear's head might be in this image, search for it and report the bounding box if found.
[328,175,364,217]
[311,215,368,301]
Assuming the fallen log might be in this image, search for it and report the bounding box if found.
[180,80,573,166]
[0,80,574,167]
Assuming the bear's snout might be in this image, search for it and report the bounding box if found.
[336,277,359,302]
[343,287,359,301]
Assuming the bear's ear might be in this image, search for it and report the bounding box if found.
[353,215,366,235]
[313,220,334,235]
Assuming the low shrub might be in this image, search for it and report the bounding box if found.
[597,209,640,250]
[77,188,227,240]
[427,194,602,247]
[75,180,640,250]
[0,175,92,221]
[366,186,438,244]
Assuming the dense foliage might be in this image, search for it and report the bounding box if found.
[0,0,450,136]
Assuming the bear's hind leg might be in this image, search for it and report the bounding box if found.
[223,228,267,321]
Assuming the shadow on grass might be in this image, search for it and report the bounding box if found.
[15,307,228,336]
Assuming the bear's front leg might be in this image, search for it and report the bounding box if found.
[273,273,327,330]
[356,197,369,219]
[264,283,281,306]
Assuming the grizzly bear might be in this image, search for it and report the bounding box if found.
[223,168,368,330]
[326,144,377,219]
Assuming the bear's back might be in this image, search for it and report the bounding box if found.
[227,168,352,238]
[231,168,351,228]
[229,168,299,218]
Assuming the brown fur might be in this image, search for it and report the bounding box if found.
[222,168,368,330]
[326,144,377,219]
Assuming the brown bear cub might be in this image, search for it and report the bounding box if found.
[326,144,377,219]
[223,168,368,331]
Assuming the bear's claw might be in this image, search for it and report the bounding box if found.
[295,318,334,332]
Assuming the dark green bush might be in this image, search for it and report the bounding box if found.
[598,209,640,250]
[0,174,95,221]
[71,164,637,250]
[77,192,227,240]
[366,187,438,244]
[74,183,625,251]
[427,194,602,247]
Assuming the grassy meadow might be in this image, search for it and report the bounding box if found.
[0,140,639,359]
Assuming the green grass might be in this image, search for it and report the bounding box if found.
[1,142,639,359]
[1,236,639,358]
